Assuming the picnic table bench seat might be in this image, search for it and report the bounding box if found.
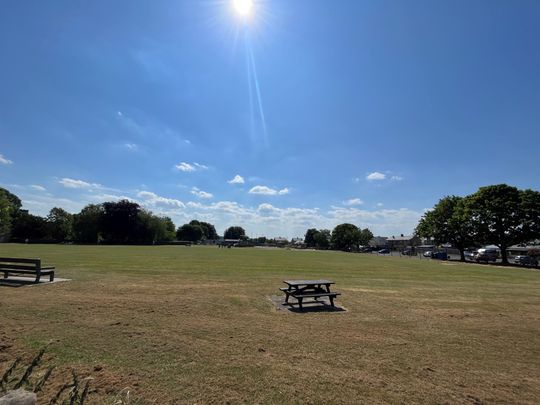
[0,257,55,283]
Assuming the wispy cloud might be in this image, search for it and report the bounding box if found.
[343,198,363,206]
[124,143,138,151]
[0,154,13,165]
[366,172,386,181]
[191,187,213,199]
[59,178,104,190]
[30,185,46,192]
[391,175,403,181]
[174,162,208,172]
[228,175,245,185]
[249,185,290,196]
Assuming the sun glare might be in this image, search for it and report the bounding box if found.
[233,0,253,17]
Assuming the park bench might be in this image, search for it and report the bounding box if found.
[280,279,341,311]
[0,257,55,283]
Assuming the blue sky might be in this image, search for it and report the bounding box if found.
[1,0,539,238]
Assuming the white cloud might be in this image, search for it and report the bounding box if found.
[59,178,103,189]
[175,162,208,172]
[191,187,213,199]
[0,154,13,165]
[124,143,138,150]
[343,198,364,206]
[30,185,46,192]
[366,172,386,181]
[377,202,384,207]
[228,175,245,185]
[249,185,290,196]
[137,191,185,208]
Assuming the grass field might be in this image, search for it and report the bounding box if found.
[1,244,539,404]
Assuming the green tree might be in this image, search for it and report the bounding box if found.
[101,200,141,244]
[11,212,49,241]
[304,228,319,247]
[224,226,246,240]
[72,204,104,243]
[47,207,73,241]
[190,220,218,240]
[0,192,12,241]
[359,228,374,246]
[314,229,331,249]
[176,223,204,242]
[468,184,539,264]
[416,196,475,261]
[331,223,361,251]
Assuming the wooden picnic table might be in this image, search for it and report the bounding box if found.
[280,279,340,311]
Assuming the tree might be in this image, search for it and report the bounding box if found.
[47,207,73,241]
[416,196,475,261]
[11,212,49,241]
[304,228,319,247]
[190,220,218,240]
[100,200,141,244]
[359,228,374,246]
[0,187,22,242]
[468,184,540,264]
[314,229,331,249]
[72,204,104,243]
[331,223,361,251]
[224,226,246,240]
[176,223,204,242]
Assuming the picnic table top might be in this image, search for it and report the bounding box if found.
[283,279,334,286]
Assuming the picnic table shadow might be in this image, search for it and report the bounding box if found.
[269,295,347,313]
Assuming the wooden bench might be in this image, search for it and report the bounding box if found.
[0,257,55,283]
[280,280,341,311]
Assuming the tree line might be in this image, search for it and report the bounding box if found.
[415,184,540,264]
[304,224,373,251]
[0,187,252,244]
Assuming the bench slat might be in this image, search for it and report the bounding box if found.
[0,264,39,271]
[0,257,40,264]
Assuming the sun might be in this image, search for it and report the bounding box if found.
[233,0,253,17]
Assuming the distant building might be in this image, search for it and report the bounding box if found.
[386,234,421,251]
[369,236,388,248]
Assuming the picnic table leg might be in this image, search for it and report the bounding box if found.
[297,296,304,311]
[284,291,290,304]
[3,271,8,279]
[329,295,335,307]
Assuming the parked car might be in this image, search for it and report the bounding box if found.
[423,251,433,258]
[514,255,538,267]
[464,250,475,260]
[378,249,390,254]
[402,249,415,256]
[431,251,448,260]
[475,248,498,263]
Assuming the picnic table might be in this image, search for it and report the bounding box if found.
[280,279,341,311]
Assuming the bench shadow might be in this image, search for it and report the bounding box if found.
[0,279,37,288]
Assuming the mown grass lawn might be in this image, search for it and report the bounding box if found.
[1,244,539,404]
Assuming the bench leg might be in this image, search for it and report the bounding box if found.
[34,274,41,284]
[3,271,7,279]
[49,272,54,282]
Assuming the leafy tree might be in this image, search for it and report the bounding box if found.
[100,200,141,244]
[0,192,13,241]
[359,228,374,246]
[176,223,204,242]
[314,229,331,249]
[47,207,73,241]
[72,204,104,243]
[416,196,475,261]
[224,226,246,240]
[190,220,218,240]
[304,228,319,247]
[331,223,361,251]
[0,187,22,212]
[468,184,540,264]
[11,212,49,241]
